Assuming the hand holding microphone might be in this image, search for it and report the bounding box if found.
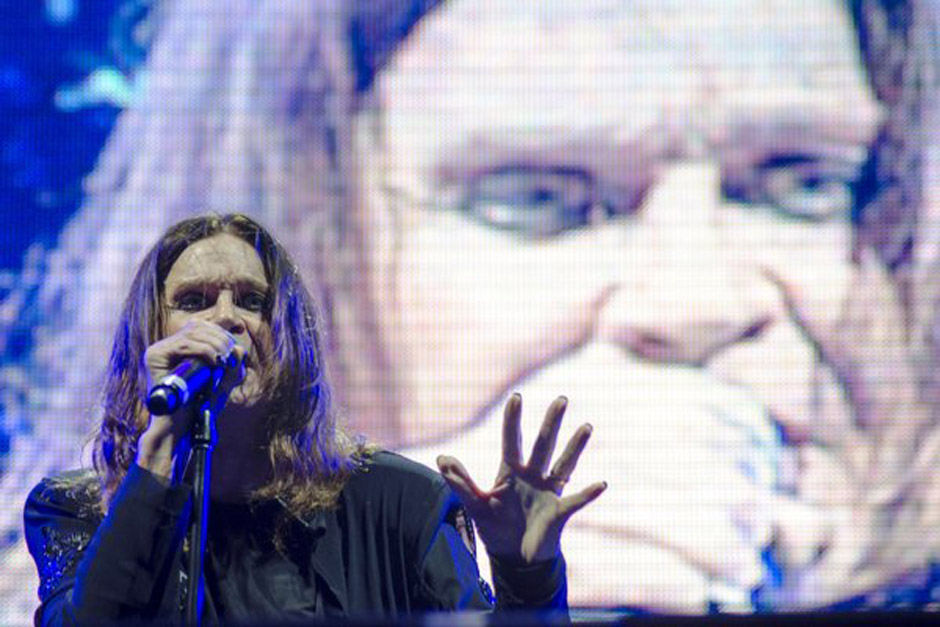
[144,319,247,411]
[137,320,247,479]
[146,351,241,415]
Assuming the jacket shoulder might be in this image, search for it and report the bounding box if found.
[26,468,101,520]
[342,450,455,524]
[24,469,102,603]
[341,451,463,555]
[349,450,448,494]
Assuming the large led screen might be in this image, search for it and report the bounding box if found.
[2,0,939,621]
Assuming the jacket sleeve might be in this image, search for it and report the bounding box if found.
[412,480,568,614]
[24,465,191,626]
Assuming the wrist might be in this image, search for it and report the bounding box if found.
[135,428,180,479]
[489,545,561,566]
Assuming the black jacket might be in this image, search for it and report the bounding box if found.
[24,451,566,625]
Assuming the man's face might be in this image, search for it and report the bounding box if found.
[162,233,272,408]
[358,0,882,447]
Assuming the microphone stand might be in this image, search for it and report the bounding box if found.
[185,372,225,627]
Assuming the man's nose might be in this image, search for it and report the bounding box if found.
[595,161,774,365]
[208,291,245,334]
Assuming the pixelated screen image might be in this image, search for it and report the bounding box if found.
[2,0,940,621]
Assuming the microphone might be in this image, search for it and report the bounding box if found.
[146,353,239,415]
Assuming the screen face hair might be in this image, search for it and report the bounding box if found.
[1,0,937,619]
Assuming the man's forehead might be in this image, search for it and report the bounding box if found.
[166,235,267,286]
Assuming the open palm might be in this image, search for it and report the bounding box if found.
[437,394,607,562]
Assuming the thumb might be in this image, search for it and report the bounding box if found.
[437,455,488,505]
[217,344,247,392]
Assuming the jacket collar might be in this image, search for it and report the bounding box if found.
[296,507,348,613]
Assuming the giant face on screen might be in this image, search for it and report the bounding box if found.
[344,0,884,610]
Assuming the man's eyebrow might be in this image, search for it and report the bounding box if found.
[167,277,269,294]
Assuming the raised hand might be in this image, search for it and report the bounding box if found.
[437,394,607,563]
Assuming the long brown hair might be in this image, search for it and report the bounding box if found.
[93,213,366,514]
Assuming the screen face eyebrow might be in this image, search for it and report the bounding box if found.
[428,102,878,199]
[718,108,877,163]
[433,128,660,183]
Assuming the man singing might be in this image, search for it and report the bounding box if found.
[24,214,605,624]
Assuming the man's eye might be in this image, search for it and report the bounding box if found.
[724,156,857,222]
[461,167,596,237]
[174,293,208,311]
[239,292,269,313]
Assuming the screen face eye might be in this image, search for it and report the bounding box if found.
[453,149,862,240]
[723,154,858,223]
[461,166,596,238]
[459,165,646,239]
